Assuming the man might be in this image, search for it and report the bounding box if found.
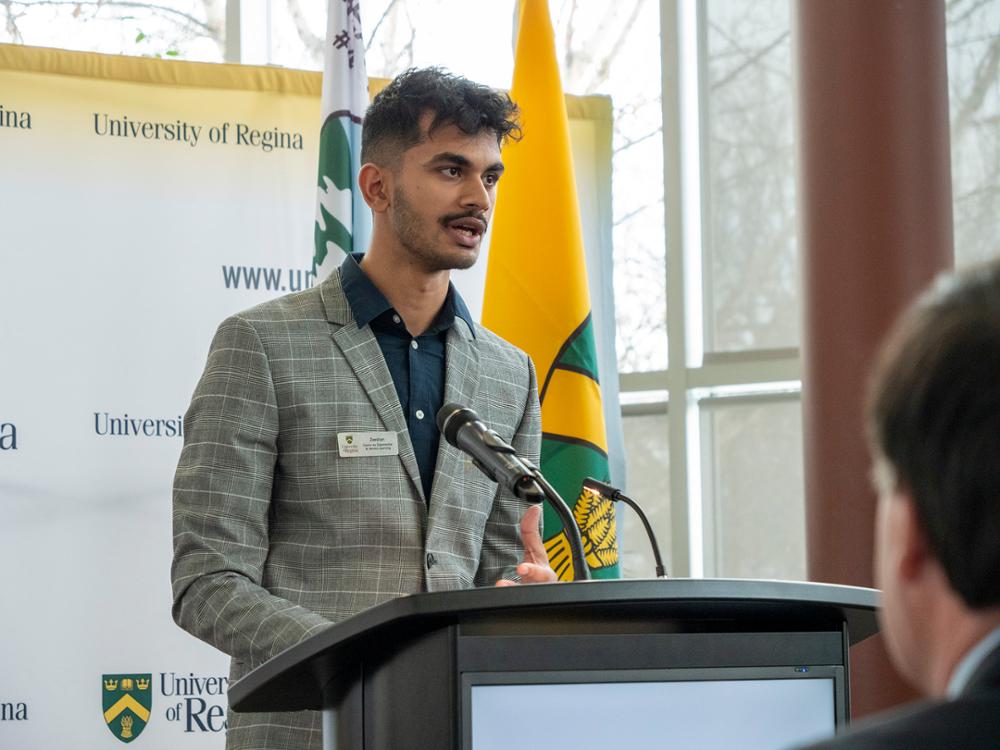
[803,260,1000,749]
[172,68,556,750]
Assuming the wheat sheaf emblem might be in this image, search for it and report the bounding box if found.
[544,486,619,580]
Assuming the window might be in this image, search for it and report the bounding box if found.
[947,0,1000,268]
[0,0,225,61]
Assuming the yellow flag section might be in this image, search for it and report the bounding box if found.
[482,0,619,580]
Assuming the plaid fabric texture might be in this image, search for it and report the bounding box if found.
[171,267,540,749]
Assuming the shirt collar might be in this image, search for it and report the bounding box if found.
[339,252,476,337]
[946,623,1000,697]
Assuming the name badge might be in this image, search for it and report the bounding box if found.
[337,431,399,457]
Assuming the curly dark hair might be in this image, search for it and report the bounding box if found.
[868,259,1000,608]
[361,67,521,167]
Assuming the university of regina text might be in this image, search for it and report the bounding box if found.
[94,413,183,437]
[0,421,17,450]
[223,265,316,292]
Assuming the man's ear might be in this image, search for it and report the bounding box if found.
[896,491,932,583]
[358,162,391,213]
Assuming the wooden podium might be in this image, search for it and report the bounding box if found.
[229,579,879,749]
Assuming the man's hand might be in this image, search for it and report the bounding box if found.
[495,504,559,586]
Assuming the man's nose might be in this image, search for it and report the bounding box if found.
[461,177,491,210]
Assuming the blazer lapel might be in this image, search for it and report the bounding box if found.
[321,269,425,501]
[428,318,481,514]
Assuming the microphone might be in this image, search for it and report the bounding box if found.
[437,402,592,581]
[436,403,542,501]
[583,477,668,578]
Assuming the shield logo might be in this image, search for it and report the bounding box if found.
[345,435,354,444]
[102,673,152,743]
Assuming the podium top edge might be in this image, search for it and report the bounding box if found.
[229,578,879,711]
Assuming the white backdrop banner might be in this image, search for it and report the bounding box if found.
[0,44,614,748]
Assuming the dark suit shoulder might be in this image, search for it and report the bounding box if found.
[802,693,1000,749]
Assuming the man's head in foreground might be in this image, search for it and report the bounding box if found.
[358,67,521,273]
[867,259,1000,696]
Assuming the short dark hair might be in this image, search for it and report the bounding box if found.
[868,259,1000,608]
[361,67,521,167]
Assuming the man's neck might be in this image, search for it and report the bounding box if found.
[924,598,1000,696]
[360,242,450,336]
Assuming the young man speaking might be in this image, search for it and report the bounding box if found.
[172,68,556,750]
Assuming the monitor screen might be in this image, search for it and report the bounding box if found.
[466,667,840,750]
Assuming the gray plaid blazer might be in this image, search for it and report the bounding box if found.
[171,267,540,750]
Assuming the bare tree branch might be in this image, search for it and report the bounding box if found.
[4,1,215,35]
[613,128,661,155]
[395,2,416,70]
[709,26,789,91]
[285,0,324,59]
[952,34,1000,136]
[367,0,401,52]
[947,0,995,27]
[583,0,643,92]
[200,0,224,55]
[614,200,658,227]
[2,0,26,43]
[563,0,578,72]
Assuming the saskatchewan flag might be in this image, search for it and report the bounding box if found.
[483,0,620,580]
[313,0,372,274]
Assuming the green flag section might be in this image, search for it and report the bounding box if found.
[542,438,619,580]
[315,115,358,265]
[483,0,620,580]
[313,0,371,274]
[539,314,619,580]
[102,674,152,743]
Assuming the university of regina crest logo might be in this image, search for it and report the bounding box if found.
[102,674,152,743]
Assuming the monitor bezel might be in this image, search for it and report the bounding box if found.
[461,664,846,750]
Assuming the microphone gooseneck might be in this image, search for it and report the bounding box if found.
[583,477,668,578]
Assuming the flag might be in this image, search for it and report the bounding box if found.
[314,0,372,275]
[482,0,620,580]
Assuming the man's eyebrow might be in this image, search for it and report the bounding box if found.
[426,152,505,173]
[427,152,471,167]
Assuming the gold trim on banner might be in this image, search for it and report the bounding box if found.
[0,43,611,120]
[0,43,321,95]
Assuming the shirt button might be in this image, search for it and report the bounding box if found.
[415,410,425,420]
[392,314,401,324]
[411,340,419,350]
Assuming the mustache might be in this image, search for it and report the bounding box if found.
[440,210,489,231]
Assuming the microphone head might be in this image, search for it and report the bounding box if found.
[436,403,479,446]
[583,477,619,499]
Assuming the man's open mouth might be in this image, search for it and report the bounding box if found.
[444,216,487,247]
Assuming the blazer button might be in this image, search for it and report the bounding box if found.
[426,552,437,568]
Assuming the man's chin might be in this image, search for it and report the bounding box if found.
[449,247,480,271]
[423,246,480,273]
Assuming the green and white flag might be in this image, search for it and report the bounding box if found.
[314,0,371,275]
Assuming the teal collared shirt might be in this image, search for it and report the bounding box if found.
[339,252,475,502]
